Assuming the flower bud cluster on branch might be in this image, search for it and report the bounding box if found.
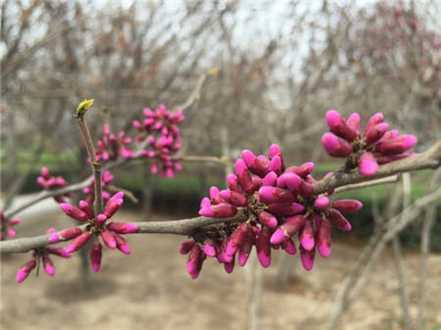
[1,105,439,284]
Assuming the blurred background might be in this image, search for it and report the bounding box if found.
[1,0,441,329]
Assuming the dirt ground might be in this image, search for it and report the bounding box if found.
[1,211,441,330]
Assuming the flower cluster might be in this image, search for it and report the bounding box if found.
[37,167,69,202]
[0,211,21,240]
[321,110,417,176]
[56,191,139,272]
[96,124,134,162]
[16,238,70,283]
[133,104,184,177]
[179,144,363,279]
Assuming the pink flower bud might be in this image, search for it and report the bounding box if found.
[258,211,278,228]
[328,209,352,231]
[107,222,139,234]
[270,215,306,245]
[16,259,37,283]
[326,110,358,142]
[59,203,88,222]
[187,244,205,279]
[281,238,297,255]
[346,112,361,133]
[79,200,94,219]
[238,230,254,267]
[227,174,242,192]
[203,240,217,257]
[375,151,414,164]
[100,230,117,249]
[268,144,282,159]
[365,112,384,134]
[285,162,315,178]
[234,159,254,192]
[7,228,16,238]
[47,247,71,258]
[317,217,332,257]
[277,172,302,192]
[219,189,247,207]
[224,258,235,274]
[64,231,92,254]
[258,186,296,204]
[314,195,330,210]
[199,203,237,218]
[266,202,305,216]
[225,224,249,257]
[96,214,107,225]
[252,155,270,176]
[300,220,315,251]
[103,192,124,218]
[114,234,131,255]
[42,254,56,276]
[269,155,283,174]
[49,227,83,243]
[375,134,417,155]
[365,122,389,145]
[358,152,379,176]
[332,199,363,214]
[321,133,352,157]
[256,227,271,268]
[241,149,256,167]
[179,240,195,255]
[300,246,315,271]
[262,171,278,186]
[90,241,102,272]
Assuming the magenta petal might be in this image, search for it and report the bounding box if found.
[332,199,363,214]
[317,217,332,257]
[300,220,315,251]
[256,227,271,268]
[16,259,37,283]
[42,255,56,276]
[300,246,315,271]
[321,133,352,157]
[314,195,330,210]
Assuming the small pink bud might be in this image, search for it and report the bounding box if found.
[365,112,384,134]
[238,230,254,267]
[300,220,315,251]
[375,134,417,155]
[107,222,139,234]
[79,200,94,219]
[276,172,302,192]
[365,122,389,145]
[346,112,361,133]
[286,162,315,178]
[256,227,271,268]
[225,224,248,257]
[300,246,315,271]
[314,195,330,210]
[358,152,379,176]
[179,240,195,255]
[270,215,306,244]
[227,174,242,192]
[59,203,88,222]
[219,189,247,207]
[269,155,283,174]
[321,133,352,157]
[203,240,217,257]
[224,258,235,274]
[258,211,278,228]
[42,254,56,276]
[281,238,297,255]
[49,227,83,243]
[64,231,92,254]
[199,203,237,218]
[103,192,124,218]
[40,166,49,178]
[266,202,305,216]
[114,234,131,255]
[258,186,296,204]
[96,214,107,225]
[262,171,278,186]
[328,209,352,231]
[7,228,16,238]
[241,149,256,167]
[16,259,37,283]
[317,217,332,257]
[268,144,282,159]
[90,241,103,272]
[326,110,358,141]
[234,159,254,192]
[47,247,71,258]
[332,199,363,214]
[101,230,117,249]
[187,244,205,279]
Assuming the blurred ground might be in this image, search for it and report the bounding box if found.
[1,210,441,330]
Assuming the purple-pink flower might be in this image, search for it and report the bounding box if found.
[321,110,417,176]
[96,123,135,162]
[36,167,69,202]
